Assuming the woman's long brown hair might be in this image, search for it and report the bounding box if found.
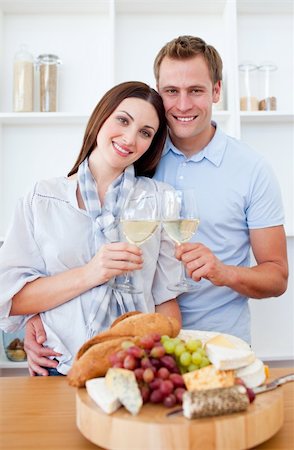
[68,81,167,178]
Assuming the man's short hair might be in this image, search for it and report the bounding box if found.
[154,35,223,85]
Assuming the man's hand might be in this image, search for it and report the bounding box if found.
[24,315,62,376]
[176,243,227,286]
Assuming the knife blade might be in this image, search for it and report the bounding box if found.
[166,373,294,417]
[252,373,294,394]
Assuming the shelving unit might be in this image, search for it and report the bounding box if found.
[0,0,293,371]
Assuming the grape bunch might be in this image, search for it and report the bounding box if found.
[161,335,211,374]
[109,333,186,408]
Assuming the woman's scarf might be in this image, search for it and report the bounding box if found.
[77,158,148,337]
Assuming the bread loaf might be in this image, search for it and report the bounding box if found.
[67,313,181,387]
[67,336,137,387]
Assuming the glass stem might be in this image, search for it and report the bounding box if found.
[180,262,187,283]
[124,272,130,284]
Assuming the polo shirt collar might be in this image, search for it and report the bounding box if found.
[162,121,227,167]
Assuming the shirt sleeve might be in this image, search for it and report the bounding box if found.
[246,158,285,229]
[0,188,46,332]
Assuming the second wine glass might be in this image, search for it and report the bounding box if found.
[162,188,200,292]
[115,188,160,294]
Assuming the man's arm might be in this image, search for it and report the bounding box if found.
[24,315,60,376]
[176,225,288,299]
[155,298,182,327]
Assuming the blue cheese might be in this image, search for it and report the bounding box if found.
[86,378,121,414]
[105,368,143,415]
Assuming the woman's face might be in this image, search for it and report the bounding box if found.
[95,97,160,172]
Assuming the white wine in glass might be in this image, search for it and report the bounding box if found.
[115,188,160,294]
[162,189,200,292]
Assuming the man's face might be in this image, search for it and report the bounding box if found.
[157,55,221,153]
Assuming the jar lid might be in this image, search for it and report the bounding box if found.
[37,54,62,64]
[258,62,277,72]
[238,63,258,72]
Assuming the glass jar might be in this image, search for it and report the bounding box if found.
[258,62,278,111]
[37,54,62,112]
[238,62,259,111]
[3,329,27,362]
[13,44,34,112]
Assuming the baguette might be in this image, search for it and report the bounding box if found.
[67,336,137,387]
[67,313,181,387]
[76,312,180,360]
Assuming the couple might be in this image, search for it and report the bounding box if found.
[0,35,288,376]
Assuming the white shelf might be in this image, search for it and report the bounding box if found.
[0,112,90,125]
[0,0,110,13]
[240,112,294,123]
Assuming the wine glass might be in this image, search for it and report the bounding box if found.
[162,188,200,292]
[114,188,160,294]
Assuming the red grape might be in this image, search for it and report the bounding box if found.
[174,387,186,403]
[127,345,145,358]
[150,345,165,358]
[139,336,154,350]
[149,378,163,390]
[143,368,155,383]
[115,350,127,362]
[140,385,151,403]
[123,355,137,370]
[160,355,177,371]
[163,393,177,408]
[160,380,174,396]
[169,373,185,387]
[150,389,164,403]
[134,367,144,381]
[246,387,256,403]
[157,367,170,380]
[141,357,153,369]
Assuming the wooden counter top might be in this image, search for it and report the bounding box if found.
[0,368,293,450]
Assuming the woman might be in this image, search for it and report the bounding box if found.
[0,81,182,375]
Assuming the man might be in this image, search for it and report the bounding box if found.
[24,36,288,375]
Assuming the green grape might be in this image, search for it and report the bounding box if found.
[191,351,202,365]
[187,363,199,372]
[174,343,186,357]
[121,340,135,350]
[172,337,182,346]
[197,347,206,357]
[186,339,202,352]
[200,356,211,368]
[160,335,169,343]
[179,351,192,367]
[163,339,176,354]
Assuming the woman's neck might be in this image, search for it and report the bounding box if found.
[88,152,123,204]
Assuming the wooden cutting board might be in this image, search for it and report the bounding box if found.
[76,387,284,450]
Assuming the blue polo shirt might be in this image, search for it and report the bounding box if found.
[154,123,284,343]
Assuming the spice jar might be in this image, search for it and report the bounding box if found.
[238,63,259,111]
[37,54,61,112]
[258,62,277,111]
[3,329,27,362]
[13,44,34,112]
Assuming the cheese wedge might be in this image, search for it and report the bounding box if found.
[105,368,143,415]
[183,365,235,391]
[236,358,266,388]
[86,378,121,414]
[205,333,255,370]
[205,334,236,349]
[205,343,255,370]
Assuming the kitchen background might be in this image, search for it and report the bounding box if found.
[0,0,293,375]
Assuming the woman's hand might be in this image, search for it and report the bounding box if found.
[24,315,61,376]
[84,242,144,287]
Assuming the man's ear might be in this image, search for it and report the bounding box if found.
[213,80,222,103]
